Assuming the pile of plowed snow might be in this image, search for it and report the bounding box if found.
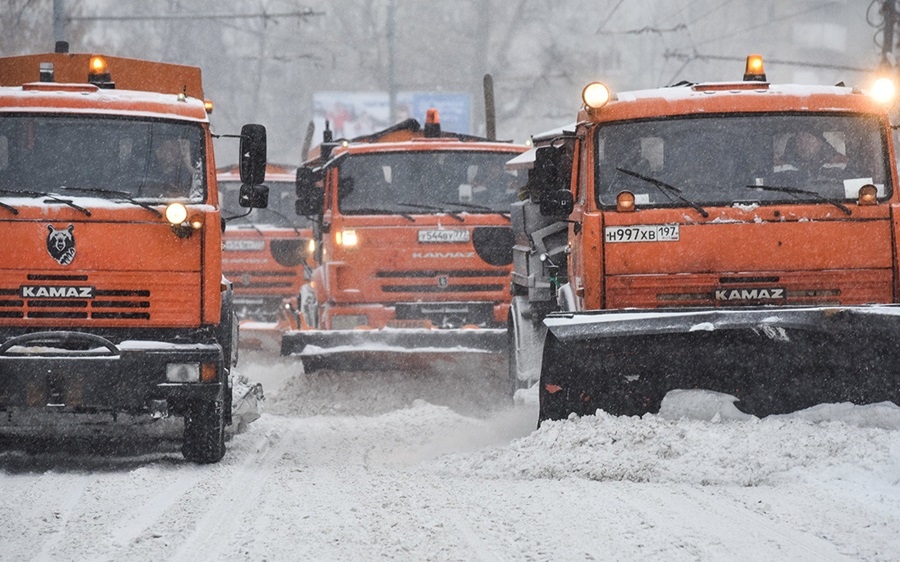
[431,390,900,488]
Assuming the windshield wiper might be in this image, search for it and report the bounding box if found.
[0,200,18,215]
[438,200,511,221]
[397,202,464,222]
[616,167,709,218]
[57,186,163,218]
[0,188,91,216]
[744,184,851,215]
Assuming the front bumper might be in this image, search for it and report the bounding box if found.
[0,331,224,416]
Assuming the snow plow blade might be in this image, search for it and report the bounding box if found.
[539,306,900,421]
[281,328,507,374]
[237,321,285,355]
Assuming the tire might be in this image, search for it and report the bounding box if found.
[299,284,318,329]
[507,312,530,398]
[507,297,550,398]
[182,400,226,464]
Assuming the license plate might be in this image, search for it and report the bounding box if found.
[418,229,469,243]
[604,224,680,243]
[224,239,266,251]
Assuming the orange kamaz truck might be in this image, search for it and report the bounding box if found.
[282,112,527,374]
[218,163,314,352]
[508,56,900,421]
[0,47,267,462]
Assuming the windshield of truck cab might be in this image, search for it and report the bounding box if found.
[595,113,890,208]
[336,150,521,214]
[220,180,312,228]
[0,115,206,201]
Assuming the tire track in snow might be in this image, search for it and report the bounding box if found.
[108,469,205,548]
[167,419,301,561]
[31,474,91,562]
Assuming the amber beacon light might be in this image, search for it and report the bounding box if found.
[743,55,766,82]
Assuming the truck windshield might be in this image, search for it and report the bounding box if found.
[595,113,890,208]
[220,180,312,228]
[0,114,206,201]
[337,150,521,214]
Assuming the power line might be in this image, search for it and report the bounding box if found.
[68,10,323,22]
[663,50,872,73]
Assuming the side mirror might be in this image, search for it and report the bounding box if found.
[531,145,567,192]
[239,124,267,186]
[295,167,324,216]
[539,189,574,217]
[239,184,269,209]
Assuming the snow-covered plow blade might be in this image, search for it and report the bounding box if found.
[237,321,285,355]
[539,306,900,421]
[281,328,507,375]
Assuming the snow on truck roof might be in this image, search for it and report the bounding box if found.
[581,81,889,121]
[0,85,210,122]
[0,52,210,122]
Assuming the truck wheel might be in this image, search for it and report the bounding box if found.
[507,313,530,398]
[300,284,318,329]
[182,400,226,463]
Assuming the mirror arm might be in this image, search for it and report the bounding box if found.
[222,208,253,223]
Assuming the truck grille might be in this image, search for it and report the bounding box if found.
[375,270,506,294]
[0,288,151,320]
[224,270,297,290]
[394,302,497,328]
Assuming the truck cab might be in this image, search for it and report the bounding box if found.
[218,163,314,352]
[0,49,266,462]
[282,112,527,373]
[510,56,900,420]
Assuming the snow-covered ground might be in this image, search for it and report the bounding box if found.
[1,353,899,561]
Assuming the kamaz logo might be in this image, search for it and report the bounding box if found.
[715,288,785,301]
[20,285,95,299]
[412,252,475,259]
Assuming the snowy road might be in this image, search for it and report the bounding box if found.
[1,353,899,561]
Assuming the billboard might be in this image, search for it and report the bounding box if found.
[312,91,471,141]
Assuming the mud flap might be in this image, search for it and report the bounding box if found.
[230,373,265,433]
[539,306,900,421]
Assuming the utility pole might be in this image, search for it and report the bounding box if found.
[53,0,67,44]
[882,0,898,66]
[387,0,397,125]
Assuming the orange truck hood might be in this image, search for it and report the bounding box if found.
[0,203,210,328]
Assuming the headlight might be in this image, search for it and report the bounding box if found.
[582,82,611,110]
[336,229,358,247]
[165,202,188,224]
[166,363,200,383]
[870,77,896,105]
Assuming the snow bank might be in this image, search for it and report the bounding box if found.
[433,391,900,488]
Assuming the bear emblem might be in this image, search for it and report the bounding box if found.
[46,224,76,266]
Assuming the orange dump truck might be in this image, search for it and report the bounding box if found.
[508,56,900,421]
[218,163,314,352]
[0,47,268,462]
[282,112,527,373]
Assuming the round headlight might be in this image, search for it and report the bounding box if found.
[582,82,611,110]
[871,77,896,105]
[165,203,188,224]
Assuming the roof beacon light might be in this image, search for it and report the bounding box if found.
[743,54,766,82]
[582,82,611,110]
[871,77,896,105]
[88,55,114,88]
[204,99,214,113]
[424,108,441,138]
